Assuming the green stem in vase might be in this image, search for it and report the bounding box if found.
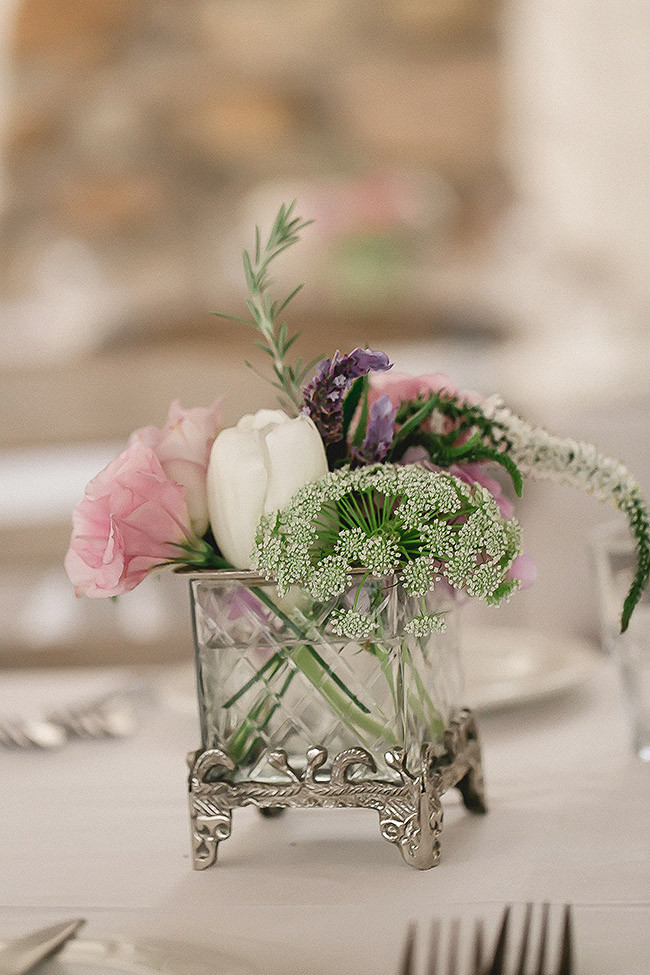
[252,587,372,714]
[365,588,447,746]
[220,582,448,768]
[222,584,386,765]
[288,644,390,745]
[222,649,285,709]
[400,642,446,742]
[227,663,297,767]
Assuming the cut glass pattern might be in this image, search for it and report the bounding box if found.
[190,571,464,782]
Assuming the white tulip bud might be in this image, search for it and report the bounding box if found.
[207,410,328,569]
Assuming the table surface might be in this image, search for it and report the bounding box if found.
[0,656,648,975]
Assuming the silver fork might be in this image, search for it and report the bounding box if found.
[481,903,573,975]
[399,906,573,975]
[399,918,463,975]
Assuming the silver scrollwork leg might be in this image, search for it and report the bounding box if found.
[454,713,488,814]
[456,763,488,813]
[187,711,486,870]
[190,799,232,870]
[378,783,443,870]
[398,785,443,870]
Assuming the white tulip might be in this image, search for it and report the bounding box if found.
[207,409,328,569]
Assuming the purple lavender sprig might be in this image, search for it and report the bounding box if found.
[351,394,397,464]
[302,348,391,445]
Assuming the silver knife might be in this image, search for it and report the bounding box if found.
[0,920,86,975]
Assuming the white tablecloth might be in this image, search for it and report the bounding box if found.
[0,658,648,974]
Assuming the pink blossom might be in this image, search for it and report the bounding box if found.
[507,553,537,590]
[369,371,482,439]
[228,588,270,622]
[130,398,223,536]
[65,441,193,598]
[369,371,459,408]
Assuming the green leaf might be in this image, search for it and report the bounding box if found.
[470,447,524,497]
[620,492,650,632]
[211,311,254,326]
[352,376,370,448]
[276,284,304,317]
[444,430,482,457]
[242,250,255,290]
[283,330,301,353]
[244,360,272,386]
[391,393,441,449]
[342,376,366,442]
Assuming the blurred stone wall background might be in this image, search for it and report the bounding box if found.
[0,0,647,666]
[0,0,504,375]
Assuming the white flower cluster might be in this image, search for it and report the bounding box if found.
[330,609,377,639]
[401,556,435,597]
[254,463,523,635]
[404,613,446,637]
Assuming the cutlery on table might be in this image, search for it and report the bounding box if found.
[399,904,573,975]
[399,917,463,975]
[46,690,139,741]
[0,684,148,750]
[482,903,573,975]
[0,919,86,975]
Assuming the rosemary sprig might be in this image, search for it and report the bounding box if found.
[213,201,318,413]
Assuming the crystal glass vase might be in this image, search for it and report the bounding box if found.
[191,569,463,778]
[185,569,486,869]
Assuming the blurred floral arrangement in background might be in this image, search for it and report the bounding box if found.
[65,202,649,639]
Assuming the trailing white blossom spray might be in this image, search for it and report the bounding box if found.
[481,396,649,632]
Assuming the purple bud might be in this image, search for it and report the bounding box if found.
[347,348,392,379]
[353,394,397,464]
[302,347,393,446]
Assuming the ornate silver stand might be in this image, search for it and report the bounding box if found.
[188,707,486,870]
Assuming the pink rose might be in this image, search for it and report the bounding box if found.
[130,398,223,537]
[507,553,537,591]
[369,371,481,438]
[65,441,194,598]
[369,371,459,408]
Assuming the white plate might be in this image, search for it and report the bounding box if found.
[15,938,253,975]
[462,625,600,712]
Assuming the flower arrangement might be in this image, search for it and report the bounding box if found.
[66,201,649,640]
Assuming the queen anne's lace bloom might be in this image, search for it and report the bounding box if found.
[404,613,446,637]
[335,527,366,561]
[401,556,435,597]
[306,555,351,600]
[330,609,377,638]
[420,521,455,559]
[360,534,401,577]
[255,463,523,632]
